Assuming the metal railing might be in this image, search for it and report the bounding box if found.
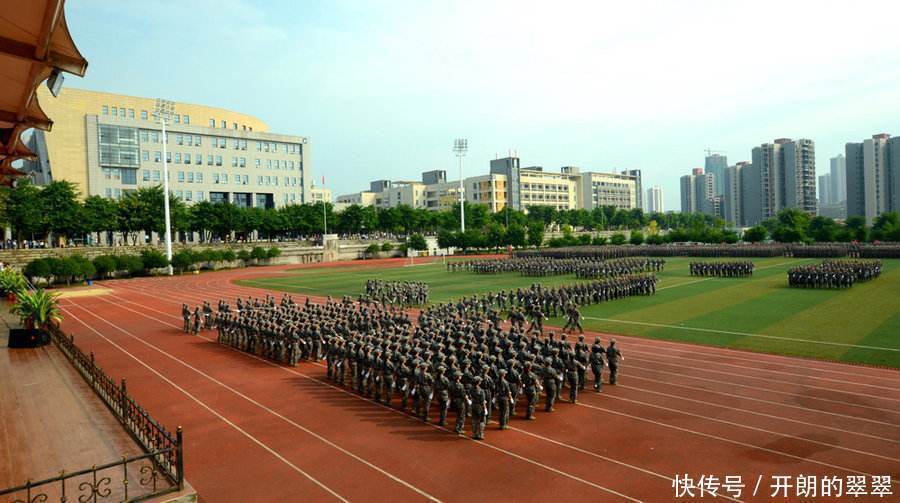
[1,324,184,502]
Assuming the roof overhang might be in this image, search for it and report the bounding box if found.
[0,0,87,184]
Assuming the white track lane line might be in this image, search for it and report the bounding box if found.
[60,307,349,503]
[64,303,443,503]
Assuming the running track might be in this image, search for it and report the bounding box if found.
[56,258,900,502]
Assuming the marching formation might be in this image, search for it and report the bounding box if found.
[787,260,883,289]
[573,258,665,279]
[362,279,429,306]
[688,261,755,277]
[182,293,625,441]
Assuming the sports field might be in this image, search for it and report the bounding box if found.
[238,257,900,368]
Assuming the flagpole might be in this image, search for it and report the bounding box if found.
[321,176,327,248]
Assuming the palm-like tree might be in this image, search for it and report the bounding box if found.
[10,289,63,330]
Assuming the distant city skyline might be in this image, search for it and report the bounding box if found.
[60,1,900,211]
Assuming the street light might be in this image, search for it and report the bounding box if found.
[453,138,467,232]
[154,99,175,276]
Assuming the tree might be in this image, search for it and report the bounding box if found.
[808,216,838,242]
[629,231,644,245]
[844,216,869,242]
[82,195,120,245]
[437,229,456,250]
[407,233,428,251]
[40,180,82,244]
[770,208,811,243]
[870,212,899,241]
[610,233,627,245]
[6,180,45,245]
[505,224,526,248]
[526,221,544,248]
[485,223,506,250]
[743,225,767,243]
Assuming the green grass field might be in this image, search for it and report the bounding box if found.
[236,257,900,368]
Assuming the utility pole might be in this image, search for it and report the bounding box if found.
[154,99,175,275]
[453,139,468,232]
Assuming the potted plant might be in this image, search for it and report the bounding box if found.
[8,289,61,348]
[0,269,27,303]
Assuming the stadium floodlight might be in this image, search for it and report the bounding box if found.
[453,138,468,232]
[154,99,176,275]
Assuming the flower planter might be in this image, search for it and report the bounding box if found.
[7,328,50,348]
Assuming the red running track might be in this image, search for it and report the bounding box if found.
[57,258,900,502]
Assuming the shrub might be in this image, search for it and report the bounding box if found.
[629,231,645,245]
[70,255,96,281]
[171,250,196,273]
[24,258,52,283]
[250,246,268,260]
[610,233,627,245]
[267,247,282,259]
[592,236,608,246]
[577,234,593,245]
[237,249,251,261]
[93,255,118,278]
[380,242,394,252]
[645,234,665,245]
[49,257,77,285]
[140,249,168,270]
[365,244,381,257]
[222,250,237,261]
[0,268,28,295]
[120,255,145,276]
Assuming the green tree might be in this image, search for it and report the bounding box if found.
[808,216,838,242]
[526,221,544,248]
[40,180,82,245]
[407,233,428,251]
[505,224,526,248]
[870,212,898,241]
[6,180,45,245]
[629,231,644,245]
[844,216,869,242]
[82,195,120,245]
[610,233,627,245]
[742,225,767,243]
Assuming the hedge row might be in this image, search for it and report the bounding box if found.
[23,246,281,284]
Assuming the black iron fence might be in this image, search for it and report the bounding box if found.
[1,326,184,502]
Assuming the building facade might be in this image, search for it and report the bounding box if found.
[578,171,637,211]
[818,174,831,206]
[646,185,664,213]
[26,88,310,208]
[620,169,642,210]
[680,174,696,213]
[829,154,846,204]
[704,153,727,196]
[846,133,900,223]
[744,138,816,225]
[723,162,749,226]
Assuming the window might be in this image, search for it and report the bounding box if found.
[105,188,112,198]
[257,176,263,185]
[289,161,294,170]
[274,177,278,186]
[187,172,194,183]
[221,120,226,128]
[114,188,122,199]
[197,191,204,201]
[256,142,262,152]
[184,153,191,164]
[128,108,135,119]
[235,175,240,185]
[141,110,148,120]
[165,151,172,163]
[175,190,182,199]
[232,156,238,167]
[177,171,185,182]
[233,139,239,150]
[196,172,203,183]
[176,134,183,145]
[284,194,289,204]
[207,155,213,165]
[239,157,246,168]
[284,177,289,186]
[222,174,228,183]
[267,159,272,169]
[255,159,261,168]
[195,155,201,165]
[213,173,220,183]
[142,150,149,161]
[215,155,222,166]
[174,114,180,124]
[122,169,137,185]
[140,131,149,143]
[219,138,226,149]
[264,143,269,152]
[174,153,181,163]
[151,132,160,143]
[153,170,161,182]
[111,106,117,116]
[211,137,218,148]
[154,151,161,162]
[185,191,192,201]
[242,175,248,185]
[183,115,190,125]
[240,140,247,150]
[194,135,201,146]
[119,108,126,118]
[186,135,192,146]
[102,105,109,115]
[284,144,289,154]
[209,119,215,127]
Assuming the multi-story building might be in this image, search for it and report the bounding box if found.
[336,191,377,206]
[704,153,727,196]
[25,87,310,207]
[620,169,642,210]
[680,174,697,213]
[490,156,522,211]
[723,162,749,226]
[846,133,900,223]
[579,171,637,210]
[818,174,831,205]
[646,186,664,213]
[829,154,846,204]
[744,138,816,225]
[309,187,332,203]
[680,167,718,217]
[520,167,579,210]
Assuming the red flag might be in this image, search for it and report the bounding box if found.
[321,176,325,186]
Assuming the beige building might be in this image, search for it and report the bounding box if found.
[308,186,332,203]
[519,168,579,210]
[26,87,310,208]
[578,171,638,210]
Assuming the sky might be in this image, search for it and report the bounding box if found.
[64,0,900,211]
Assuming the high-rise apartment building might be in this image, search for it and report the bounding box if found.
[25,87,310,208]
[723,161,749,226]
[744,138,816,225]
[646,186,664,213]
[680,169,717,217]
[846,133,900,223]
[704,153,727,196]
[829,154,846,204]
[818,174,831,205]
[680,174,697,213]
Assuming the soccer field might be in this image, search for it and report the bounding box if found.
[237,257,900,367]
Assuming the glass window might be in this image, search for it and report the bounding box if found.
[185,191,192,201]
[257,176,263,185]
[284,177,289,185]
[197,191,204,201]
[177,171,185,182]
[195,155,201,165]
[187,172,194,183]
[241,140,247,150]
[111,106,117,116]
[183,115,190,125]
[274,177,278,186]
[105,188,112,198]
[196,172,203,183]
[213,173,220,183]
[186,135,192,146]
[222,174,228,183]
[175,190,182,199]
[284,193,289,203]
[242,175,248,185]
[154,151,161,162]
[233,122,237,129]
[140,131,149,143]
[119,108,126,118]
[176,134,183,145]
[232,156,238,167]
[289,161,294,170]
[255,159,260,168]
[207,155,213,165]
[174,115,180,124]
[219,138,226,149]
[209,119,215,127]
[216,155,222,166]
[211,137,218,148]
[151,131,160,143]
[142,150,149,161]
[264,143,269,152]
[221,120,226,128]
[102,105,109,115]
[141,110,148,120]
[114,188,122,199]
[239,157,246,168]
[166,151,172,162]
[266,159,272,169]
[256,142,262,152]
[194,135,201,145]
[128,109,135,119]
[174,153,181,163]
[153,170,161,182]
[233,139,239,150]
[184,153,191,164]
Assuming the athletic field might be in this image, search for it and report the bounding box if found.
[237,257,900,368]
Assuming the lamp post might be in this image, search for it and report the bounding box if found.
[154,99,175,275]
[453,138,467,232]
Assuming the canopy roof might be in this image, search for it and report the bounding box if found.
[0,0,87,183]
